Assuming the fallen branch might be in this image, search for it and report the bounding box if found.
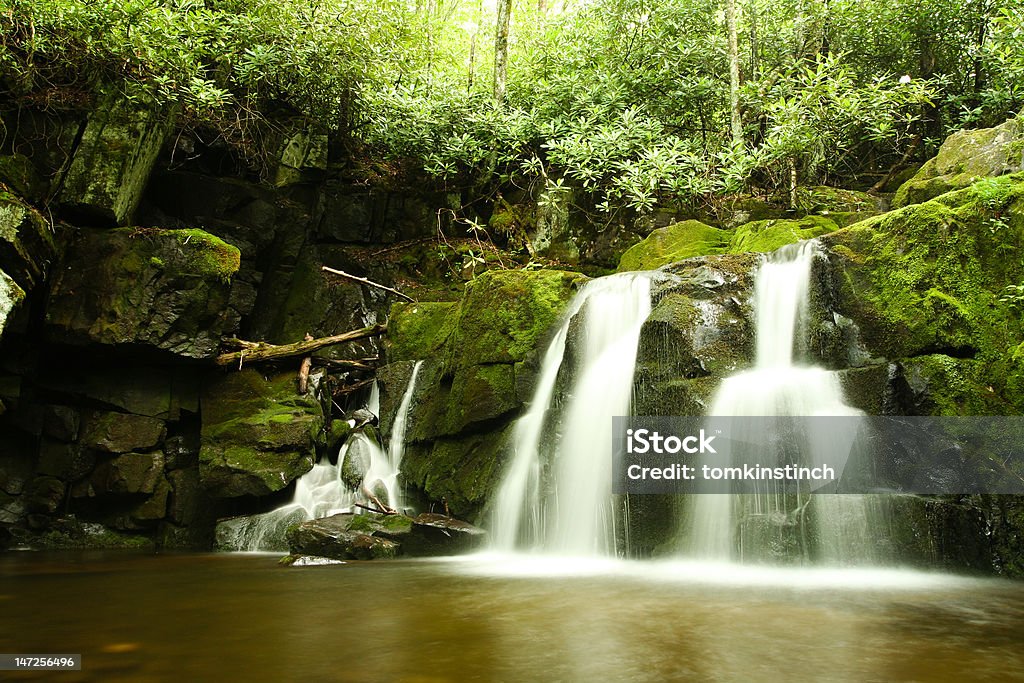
[216,324,386,367]
[869,135,922,194]
[355,502,396,516]
[321,266,414,302]
[314,357,379,372]
[333,378,375,396]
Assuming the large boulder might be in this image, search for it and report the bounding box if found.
[379,269,587,518]
[823,173,1024,412]
[199,370,322,498]
[617,220,730,272]
[728,216,838,254]
[893,118,1024,208]
[58,98,173,226]
[45,227,241,358]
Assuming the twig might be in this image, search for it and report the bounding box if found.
[321,266,414,302]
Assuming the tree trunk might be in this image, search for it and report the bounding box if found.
[727,0,743,148]
[494,0,513,105]
[216,324,387,367]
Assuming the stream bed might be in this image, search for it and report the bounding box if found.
[1,551,1023,682]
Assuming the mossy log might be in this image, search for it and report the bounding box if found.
[216,324,387,367]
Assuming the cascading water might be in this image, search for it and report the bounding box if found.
[684,241,874,564]
[217,362,423,551]
[489,272,654,556]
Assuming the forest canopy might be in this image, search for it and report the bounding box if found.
[1,0,1022,210]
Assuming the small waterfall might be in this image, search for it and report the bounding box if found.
[490,273,653,555]
[217,362,424,551]
[383,360,423,512]
[685,241,871,563]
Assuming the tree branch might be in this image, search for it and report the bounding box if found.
[321,266,414,301]
[216,324,387,367]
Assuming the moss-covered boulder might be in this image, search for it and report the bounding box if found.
[617,220,731,272]
[58,98,173,226]
[384,301,457,363]
[728,216,839,254]
[893,117,1024,208]
[823,173,1024,412]
[78,411,165,453]
[0,190,58,292]
[445,269,588,371]
[45,227,241,358]
[199,370,322,498]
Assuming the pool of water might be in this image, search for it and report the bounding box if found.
[1,551,1022,682]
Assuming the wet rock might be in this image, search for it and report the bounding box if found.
[316,183,455,243]
[894,117,1024,208]
[79,411,165,453]
[199,370,321,498]
[287,514,400,560]
[57,98,173,226]
[46,227,241,358]
[286,511,485,560]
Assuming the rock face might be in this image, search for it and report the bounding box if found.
[58,98,173,226]
[894,117,1024,208]
[199,370,322,498]
[286,512,485,560]
[379,269,587,518]
[45,227,241,358]
[822,173,1024,412]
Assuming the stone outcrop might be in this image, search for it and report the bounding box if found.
[893,117,1024,208]
[199,370,323,498]
[45,227,241,358]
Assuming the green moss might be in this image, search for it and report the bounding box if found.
[170,228,241,281]
[385,301,458,363]
[445,269,588,371]
[617,220,731,271]
[728,216,839,253]
[824,173,1024,411]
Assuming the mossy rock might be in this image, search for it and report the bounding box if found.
[199,370,322,498]
[385,301,458,363]
[823,173,1024,412]
[57,97,174,226]
[45,227,241,358]
[728,216,839,254]
[893,118,1024,208]
[617,220,731,272]
[445,269,588,371]
[0,190,58,292]
[793,186,884,214]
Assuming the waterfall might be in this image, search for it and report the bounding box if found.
[382,361,422,512]
[490,273,653,555]
[685,241,871,563]
[216,362,424,551]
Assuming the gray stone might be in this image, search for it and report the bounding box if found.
[58,98,173,226]
[79,411,165,453]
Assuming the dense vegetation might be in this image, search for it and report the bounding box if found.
[1,0,1022,213]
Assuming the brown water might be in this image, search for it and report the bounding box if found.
[1,551,1023,682]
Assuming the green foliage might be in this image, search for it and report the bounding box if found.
[1,0,1020,209]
